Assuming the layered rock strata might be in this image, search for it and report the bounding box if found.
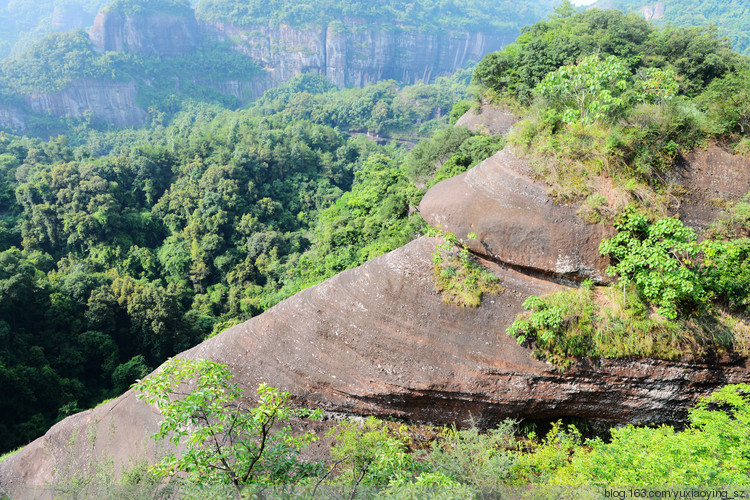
[420,148,614,283]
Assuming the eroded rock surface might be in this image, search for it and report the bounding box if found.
[26,79,147,128]
[0,103,27,132]
[670,144,750,231]
[454,104,518,136]
[3,236,749,496]
[201,20,513,89]
[89,9,201,57]
[420,148,613,283]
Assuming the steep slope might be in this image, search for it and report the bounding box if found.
[3,145,750,495]
[420,148,614,283]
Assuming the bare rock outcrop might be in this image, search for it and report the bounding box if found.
[640,2,666,21]
[201,19,513,89]
[3,236,749,496]
[89,9,201,57]
[420,148,613,283]
[454,104,518,136]
[26,79,147,128]
[670,144,750,231]
[0,103,27,132]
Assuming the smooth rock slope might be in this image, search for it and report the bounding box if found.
[3,236,749,496]
[420,148,614,283]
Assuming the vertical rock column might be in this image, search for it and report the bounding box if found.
[325,24,347,87]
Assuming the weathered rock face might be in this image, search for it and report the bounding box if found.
[2,235,749,496]
[640,2,666,21]
[26,79,147,128]
[670,144,750,231]
[2,9,509,131]
[89,9,201,57]
[202,78,276,102]
[201,19,514,88]
[420,148,614,283]
[0,103,27,132]
[454,104,518,136]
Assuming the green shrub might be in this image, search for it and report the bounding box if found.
[600,207,704,319]
[134,358,323,491]
[428,227,502,308]
[425,420,517,490]
[328,417,425,488]
[448,100,472,125]
[552,384,750,485]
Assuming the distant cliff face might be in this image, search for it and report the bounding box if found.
[0,103,26,132]
[201,19,514,88]
[51,4,93,33]
[26,79,147,127]
[89,8,202,56]
[1,10,510,131]
[640,2,666,21]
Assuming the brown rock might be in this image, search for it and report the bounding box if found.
[3,237,748,496]
[454,104,518,136]
[420,148,613,283]
[670,144,750,231]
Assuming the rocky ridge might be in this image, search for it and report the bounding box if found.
[1,109,749,496]
[419,147,614,284]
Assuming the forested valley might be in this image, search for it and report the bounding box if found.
[0,67,501,451]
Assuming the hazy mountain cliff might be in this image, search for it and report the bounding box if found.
[0,0,555,132]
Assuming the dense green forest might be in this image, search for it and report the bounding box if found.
[0,68,489,453]
[194,0,559,32]
[600,0,750,56]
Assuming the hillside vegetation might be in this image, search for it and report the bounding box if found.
[0,68,494,453]
[195,0,559,32]
[470,5,750,367]
[600,0,750,56]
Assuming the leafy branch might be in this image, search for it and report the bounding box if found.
[133,358,323,493]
